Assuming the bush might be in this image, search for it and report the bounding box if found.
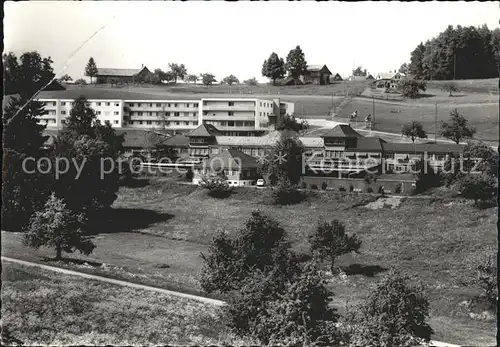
[456,173,496,207]
[398,79,427,98]
[394,184,402,194]
[366,187,373,193]
[308,220,362,273]
[200,174,232,198]
[457,250,497,309]
[378,186,385,194]
[310,184,318,190]
[301,181,307,189]
[200,211,299,294]
[346,270,433,347]
[226,262,340,346]
[321,182,328,190]
[338,186,346,192]
[349,185,354,192]
[185,169,193,181]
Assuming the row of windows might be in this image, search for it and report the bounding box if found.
[127,102,198,108]
[260,101,272,108]
[126,120,198,126]
[259,112,272,117]
[204,120,254,127]
[130,111,197,117]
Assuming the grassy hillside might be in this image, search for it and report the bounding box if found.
[2,178,496,346]
[1,262,253,346]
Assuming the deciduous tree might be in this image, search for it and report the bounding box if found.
[401,121,427,143]
[185,74,199,84]
[222,74,239,85]
[440,109,475,143]
[309,220,362,273]
[23,193,95,260]
[262,52,286,85]
[168,63,187,83]
[441,82,458,96]
[398,79,427,98]
[243,77,258,86]
[200,73,216,87]
[347,271,433,347]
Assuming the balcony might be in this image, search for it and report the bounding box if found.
[202,114,255,121]
[202,105,256,111]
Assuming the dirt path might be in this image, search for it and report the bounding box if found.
[2,256,224,307]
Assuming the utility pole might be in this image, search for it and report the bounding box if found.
[372,96,375,128]
[434,103,438,143]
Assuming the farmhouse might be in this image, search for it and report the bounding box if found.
[302,65,332,85]
[96,66,152,84]
[375,72,406,89]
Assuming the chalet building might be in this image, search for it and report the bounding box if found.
[96,66,152,84]
[302,65,332,85]
[375,72,406,89]
[192,149,260,186]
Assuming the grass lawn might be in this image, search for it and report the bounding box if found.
[1,261,254,346]
[2,178,496,345]
[335,98,499,143]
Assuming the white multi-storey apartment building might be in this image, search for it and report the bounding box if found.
[37,94,294,136]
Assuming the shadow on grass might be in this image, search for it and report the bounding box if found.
[343,263,387,277]
[41,256,103,267]
[412,93,437,99]
[87,208,175,235]
[119,177,150,188]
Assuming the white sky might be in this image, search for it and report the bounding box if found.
[4,1,500,82]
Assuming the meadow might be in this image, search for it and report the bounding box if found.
[2,178,496,345]
[1,262,255,346]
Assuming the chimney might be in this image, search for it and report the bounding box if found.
[141,64,144,68]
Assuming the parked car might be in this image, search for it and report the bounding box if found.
[256,179,265,187]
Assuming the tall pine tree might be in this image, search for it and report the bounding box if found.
[85,57,98,84]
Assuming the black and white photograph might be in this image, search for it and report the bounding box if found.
[2,1,498,346]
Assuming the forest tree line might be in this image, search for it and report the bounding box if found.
[407,25,500,80]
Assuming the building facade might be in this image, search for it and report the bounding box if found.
[96,66,152,84]
[37,96,294,136]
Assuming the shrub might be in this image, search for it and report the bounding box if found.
[271,177,304,205]
[456,173,496,207]
[200,211,299,294]
[301,181,307,189]
[394,184,402,194]
[457,250,497,309]
[398,79,427,98]
[251,263,340,346]
[309,184,318,190]
[338,186,346,192]
[378,185,385,194]
[349,185,354,192]
[366,187,373,193]
[346,270,433,347]
[321,182,328,190]
[308,220,362,273]
[185,169,193,181]
[200,174,232,198]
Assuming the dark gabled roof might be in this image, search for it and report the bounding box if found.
[114,129,171,148]
[188,124,223,137]
[347,137,386,152]
[161,134,190,147]
[382,142,465,154]
[306,65,332,74]
[96,67,148,77]
[196,148,261,170]
[321,124,363,138]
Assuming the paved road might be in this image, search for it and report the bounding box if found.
[2,256,463,347]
